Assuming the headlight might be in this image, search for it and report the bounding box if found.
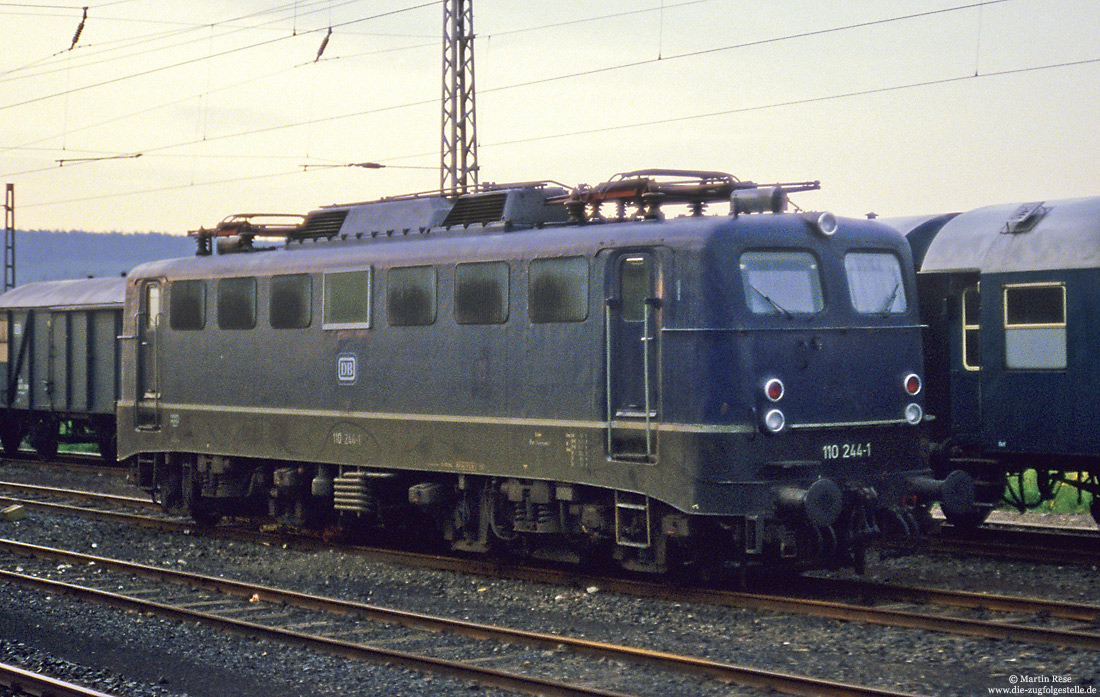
[814,211,838,236]
[763,408,786,433]
[905,403,923,425]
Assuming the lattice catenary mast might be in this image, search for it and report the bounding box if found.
[3,184,13,291]
[441,0,478,197]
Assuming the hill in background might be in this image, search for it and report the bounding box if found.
[12,230,195,284]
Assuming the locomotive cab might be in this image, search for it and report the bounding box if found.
[658,203,972,569]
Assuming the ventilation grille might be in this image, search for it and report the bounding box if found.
[441,192,508,228]
[292,209,349,240]
[1000,202,1049,234]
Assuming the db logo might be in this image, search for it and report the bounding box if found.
[337,354,357,385]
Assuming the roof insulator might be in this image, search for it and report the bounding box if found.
[69,7,87,51]
[315,27,332,62]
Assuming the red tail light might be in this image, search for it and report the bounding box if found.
[764,378,784,402]
[904,373,922,396]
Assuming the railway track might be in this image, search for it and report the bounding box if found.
[2,450,121,474]
[0,661,120,697]
[924,521,1100,565]
[0,538,919,697]
[2,482,1099,653]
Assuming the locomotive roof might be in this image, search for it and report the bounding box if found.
[129,209,907,282]
[0,276,127,310]
[918,196,1100,274]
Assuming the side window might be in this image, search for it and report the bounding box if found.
[270,274,312,329]
[1003,283,1065,370]
[844,251,907,314]
[529,256,588,323]
[217,277,256,330]
[961,285,980,370]
[323,268,372,329]
[169,280,206,330]
[455,261,509,325]
[387,265,436,327]
[144,282,161,330]
[740,250,824,315]
[619,256,651,322]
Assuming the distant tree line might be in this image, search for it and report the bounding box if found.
[11,230,195,284]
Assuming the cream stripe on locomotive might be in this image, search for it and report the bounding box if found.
[120,400,908,433]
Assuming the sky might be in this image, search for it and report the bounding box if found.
[1,0,1098,234]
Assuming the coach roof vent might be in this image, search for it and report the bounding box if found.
[1001,201,1049,234]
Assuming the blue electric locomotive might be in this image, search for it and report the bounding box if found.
[123,170,971,573]
[903,197,1100,526]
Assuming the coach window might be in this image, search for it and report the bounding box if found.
[455,261,509,325]
[323,268,371,329]
[844,251,907,314]
[740,250,824,315]
[1003,282,1066,370]
[529,256,588,323]
[217,277,257,330]
[387,265,436,326]
[270,274,311,329]
[169,280,206,330]
[961,285,981,370]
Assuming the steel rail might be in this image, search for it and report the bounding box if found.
[915,533,1100,566]
[801,576,1100,623]
[0,539,919,697]
[0,661,120,697]
[0,495,185,531]
[0,481,156,510]
[4,490,1098,650]
[1,451,120,472]
[579,576,1100,651]
[0,567,638,697]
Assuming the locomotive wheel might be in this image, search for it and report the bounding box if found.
[181,459,221,526]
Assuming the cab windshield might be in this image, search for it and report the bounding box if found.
[844,251,907,315]
[740,250,824,316]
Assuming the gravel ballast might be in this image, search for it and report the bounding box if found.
[1,463,1098,697]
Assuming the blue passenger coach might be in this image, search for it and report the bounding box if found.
[905,197,1100,525]
[122,170,971,573]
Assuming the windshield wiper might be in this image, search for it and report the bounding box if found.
[748,284,792,319]
[878,282,902,315]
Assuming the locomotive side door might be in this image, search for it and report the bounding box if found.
[135,279,162,430]
[604,250,662,461]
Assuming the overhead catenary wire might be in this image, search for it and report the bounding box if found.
[19,54,1100,210]
[7,0,1008,170]
[5,0,1097,231]
[0,0,394,85]
[0,1,441,111]
[5,0,996,160]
